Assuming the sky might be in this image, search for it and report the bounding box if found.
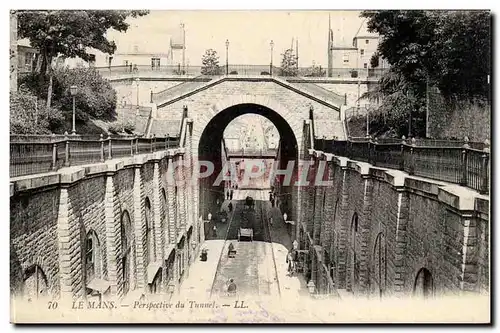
[106,10,368,66]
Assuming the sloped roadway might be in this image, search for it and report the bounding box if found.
[210,192,280,300]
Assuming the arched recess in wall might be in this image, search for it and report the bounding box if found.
[145,197,155,265]
[348,213,359,292]
[23,264,48,301]
[329,197,340,280]
[120,210,133,296]
[372,232,387,299]
[84,229,102,288]
[161,188,168,242]
[413,268,434,298]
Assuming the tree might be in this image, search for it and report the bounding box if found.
[17,66,117,133]
[361,10,490,101]
[360,10,491,137]
[201,49,221,75]
[10,87,64,134]
[280,49,298,77]
[305,64,325,77]
[16,10,149,108]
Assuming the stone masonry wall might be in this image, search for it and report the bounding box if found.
[10,188,61,297]
[10,147,201,302]
[298,150,490,298]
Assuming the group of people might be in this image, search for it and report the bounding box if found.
[209,195,234,238]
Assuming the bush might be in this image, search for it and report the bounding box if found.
[18,67,117,122]
[10,88,64,134]
[108,121,135,135]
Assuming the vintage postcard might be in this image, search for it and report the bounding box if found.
[9,9,491,323]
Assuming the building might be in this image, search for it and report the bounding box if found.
[327,16,389,77]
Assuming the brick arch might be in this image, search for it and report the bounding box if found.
[191,94,305,155]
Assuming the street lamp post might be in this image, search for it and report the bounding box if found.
[225,39,229,75]
[270,40,274,76]
[70,85,78,135]
[135,78,140,114]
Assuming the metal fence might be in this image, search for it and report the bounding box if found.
[93,64,388,80]
[226,147,279,157]
[10,134,180,178]
[317,137,490,194]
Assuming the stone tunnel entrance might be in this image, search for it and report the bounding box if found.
[197,103,299,226]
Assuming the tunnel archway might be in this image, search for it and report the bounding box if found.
[196,102,300,221]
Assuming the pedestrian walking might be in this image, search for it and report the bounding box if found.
[227,278,237,296]
[283,212,288,221]
[212,225,217,238]
[230,190,234,200]
[227,191,230,200]
[228,202,233,212]
[208,212,212,222]
[269,216,273,226]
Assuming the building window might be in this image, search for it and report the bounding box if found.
[145,197,155,265]
[360,49,364,56]
[121,210,132,295]
[85,230,101,283]
[343,54,349,63]
[151,57,160,69]
[23,265,48,301]
[364,63,368,69]
[365,39,369,44]
[88,54,96,67]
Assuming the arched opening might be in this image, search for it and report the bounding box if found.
[348,213,359,292]
[197,103,299,236]
[161,188,168,243]
[23,264,48,301]
[144,197,155,265]
[84,229,102,284]
[329,198,340,281]
[120,210,133,295]
[373,232,386,299]
[413,268,434,298]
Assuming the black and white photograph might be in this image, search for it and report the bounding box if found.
[7,9,491,323]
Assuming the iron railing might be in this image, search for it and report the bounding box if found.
[93,64,388,80]
[316,137,490,195]
[10,134,180,178]
[226,147,279,157]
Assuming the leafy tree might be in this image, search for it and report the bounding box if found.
[305,64,325,77]
[360,10,490,137]
[16,10,149,108]
[10,87,64,134]
[280,49,298,76]
[20,66,117,121]
[201,49,221,75]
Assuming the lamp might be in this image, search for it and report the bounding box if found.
[270,40,274,75]
[70,85,78,135]
[191,241,197,251]
[225,39,229,75]
[135,78,140,112]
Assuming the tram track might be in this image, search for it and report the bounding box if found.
[208,190,282,299]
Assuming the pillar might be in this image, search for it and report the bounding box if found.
[166,151,176,244]
[132,163,146,290]
[104,166,121,296]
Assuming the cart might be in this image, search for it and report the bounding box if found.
[238,228,254,242]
